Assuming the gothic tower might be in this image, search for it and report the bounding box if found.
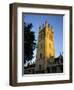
[35,21,55,73]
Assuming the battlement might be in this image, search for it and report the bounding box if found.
[39,20,54,33]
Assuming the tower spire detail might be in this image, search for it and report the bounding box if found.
[45,20,48,27]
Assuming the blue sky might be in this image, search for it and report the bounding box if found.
[23,13,63,61]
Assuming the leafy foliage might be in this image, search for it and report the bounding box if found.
[24,22,36,64]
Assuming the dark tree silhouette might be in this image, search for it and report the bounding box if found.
[24,22,36,64]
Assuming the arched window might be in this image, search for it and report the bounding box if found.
[49,34,53,41]
[41,43,42,48]
[49,43,51,48]
[39,65,41,70]
[40,53,42,59]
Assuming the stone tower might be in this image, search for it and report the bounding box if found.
[35,21,55,73]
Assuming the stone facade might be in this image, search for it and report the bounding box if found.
[24,55,63,74]
[35,21,55,72]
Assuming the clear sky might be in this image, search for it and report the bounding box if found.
[23,13,63,62]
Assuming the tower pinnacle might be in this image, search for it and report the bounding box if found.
[45,20,48,27]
